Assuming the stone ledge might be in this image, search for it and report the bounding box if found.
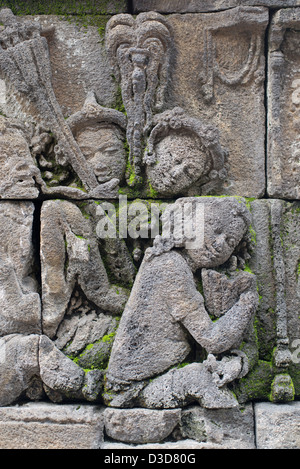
[133,0,300,14]
[255,402,300,449]
[1,402,300,449]
[0,403,105,449]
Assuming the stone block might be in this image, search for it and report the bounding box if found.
[104,408,181,444]
[176,404,255,449]
[0,201,41,336]
[161,7,268,198]
[100,439,241,449]
[267,8,300,199]
[232,199,300,402]
[133,0,299,14]
[0,403,105,449]
[0,11,123,200]
[0,8,268,199]
[255,402,300,449]
[40,199,132,339]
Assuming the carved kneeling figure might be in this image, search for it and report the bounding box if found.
[104,197,259,409]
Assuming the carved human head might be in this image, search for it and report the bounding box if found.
[67,93,127,185]
[144,108,226,197]
[75,123,126,184]
[146,197,251,269]
[182,197,251,269]
[0,117,40,198]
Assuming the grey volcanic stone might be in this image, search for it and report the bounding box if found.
[177,404,255,449]
[0,335,40,407]
[39,335,85,397]
[0,403,105,449]
[267,8,300,199]
[163,7,268,197]
[133,0,300,13]
[0,202,41,336]
[40,199,128,338]
[104,408,181,444]
[100,438,251,449]
[105,197,258,408]
[255,402,300,449]
[0,1,128,15]
[1,15,117,119]
[247,199,300,399]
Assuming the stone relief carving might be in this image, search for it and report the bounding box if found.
[0,2,300,450]
[144,107,227,196]
[199,7,266,102]
[104,197,259,409]
[105,12,173,186]
[0,8,228,199]
[0,201,105,406]
[267,8,300,199]
[0,9,105,196]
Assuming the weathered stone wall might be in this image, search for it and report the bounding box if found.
[0,0,299,450]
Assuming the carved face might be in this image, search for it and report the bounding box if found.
[146,131,208,196]
[0,132,39,198]
[76,125,126,184]
[184,200,248,269]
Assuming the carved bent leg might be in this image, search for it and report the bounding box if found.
[41,200,128,338]
[38,335,85,398]
[105,354,244,409]
[139,360,240,409]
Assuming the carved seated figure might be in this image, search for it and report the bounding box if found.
[0,199,131,407]
[40,199,129,340]
[104,197,259,409]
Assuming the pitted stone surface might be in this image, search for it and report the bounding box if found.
[104,408,181,444]
[133,1,300,13]
[177,404,255,449]
[267,8,300,199]
[255,402,300,449]
[0,403,105,449]
[0,1,300,451]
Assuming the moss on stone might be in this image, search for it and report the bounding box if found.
[289,363,300,396]
[232,360,274,403]
[69,318,120,371]
[270,373,295,402]
[0,0,127,16]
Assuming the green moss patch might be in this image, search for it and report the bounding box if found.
[0,0,127,16]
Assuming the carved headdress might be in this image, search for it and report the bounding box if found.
[105,12,172,184]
